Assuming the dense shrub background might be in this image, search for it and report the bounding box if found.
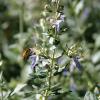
[0,0,100,100]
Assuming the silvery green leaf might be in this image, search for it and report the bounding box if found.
[50,45,56,51]
[11,84,27,96]
[0,71,3,80]
[84,91,98,100]
[57,55,69,67]
[94,87,99,95]
[49,37,54,44]
[91,51,100,64]
[95,35,100,48]
[75,0,84,15]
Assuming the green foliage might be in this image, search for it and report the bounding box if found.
[0,0,100,100]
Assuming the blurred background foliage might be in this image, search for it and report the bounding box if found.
[0,0,100,100]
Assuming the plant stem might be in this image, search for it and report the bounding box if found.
[1,88,3,100]
[49,49,55,89]
[19,2,24,33]
[45,1,59,99]
[56,0,61,12]
[0,74,3,100]
[19,2,24,51]
[45,90,48,100]
[45,50,55,100]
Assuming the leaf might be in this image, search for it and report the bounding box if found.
[84,91,98,100]
[0,71,3,80]
[94,34,100,48]
[91,51,100,64]
[11,84,27,96]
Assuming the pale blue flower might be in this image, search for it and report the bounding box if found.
[73,56,82,71]
[60,14,65,22]
[53,14,65,32]
[70,77,77,92]
[81,8,90,21]
[29,55,39,69]
[62,68,67,76]
[53,20,62,32]
[70,60,75,73]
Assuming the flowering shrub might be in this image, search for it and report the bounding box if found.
[17,0,85,99]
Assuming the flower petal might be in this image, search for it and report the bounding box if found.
[62,68,67,76]
[29,55,39,69]
[73,57,82,71]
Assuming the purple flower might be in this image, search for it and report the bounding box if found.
[62,68,67,76]
[81,8,90,21]
[83,8,89,18]
[73,56,82,71]
[53,20,62,32]
[70,60,75,73]
[60,14,65,22]
[29,55,39,69]
[70,77,77,92]
[53,14,65,32]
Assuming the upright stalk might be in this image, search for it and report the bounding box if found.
[19,2,24,33]
[0,73,3,100]
[45,1,60,99]
[19,2,24,51]
[49,50,55,90]
[45,50,55,100]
